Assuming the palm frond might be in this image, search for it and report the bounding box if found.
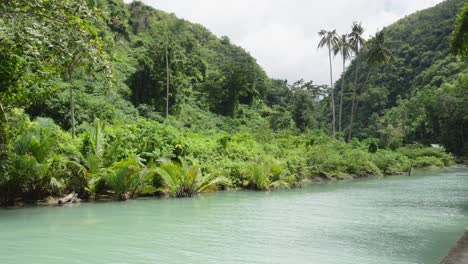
[365,31,393,65]
[349,22,366,54]
[156,160,226,197]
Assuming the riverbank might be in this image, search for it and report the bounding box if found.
[3,165,455,208]
[441,230,468,264]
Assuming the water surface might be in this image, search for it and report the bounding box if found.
[1,167,467,264]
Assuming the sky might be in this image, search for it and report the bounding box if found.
[126,0,444,85]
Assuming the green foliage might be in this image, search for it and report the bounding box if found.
[156,159,228,198]
[306,139,382,178]
[0,0,111,107]
[102,157,150,200]
[397,146,454,167]
[242,162,290,191]
[451,2,468,57]
[371,150,410,175]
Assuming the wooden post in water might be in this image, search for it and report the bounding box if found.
[408,161,414,176]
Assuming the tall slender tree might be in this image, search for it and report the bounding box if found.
[333,34,352,138]
[318,30,340,136]
[0,100,6,169]
[165,45,170,118]
[347,22,366,142]
[349,31,392,142]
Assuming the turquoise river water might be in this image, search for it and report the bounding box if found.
[0,167,467,264]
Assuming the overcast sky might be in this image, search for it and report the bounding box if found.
[127,0,444,85]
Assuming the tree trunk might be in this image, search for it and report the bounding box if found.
[348,68,372,143]
[0,100,7,161]
[68,65,76,139]
[328,46,336,136]
[348,59,360,143]
[165,46,170,118]
[339,53,346,139]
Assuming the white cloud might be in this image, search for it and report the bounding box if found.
[127,0,444,84]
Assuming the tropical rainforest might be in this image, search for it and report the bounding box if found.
[0,0,466,205]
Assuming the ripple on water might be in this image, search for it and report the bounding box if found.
[0,168,467,264]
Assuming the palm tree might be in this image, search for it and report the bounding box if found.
[365,31,393,65]
[104,156,151,200]
[347,22,366,142]
[0,101,6,162]
[165,44,171,118]
[318,30,340,136]
[156,159,228,198]
[333,34,352,138]
[243,162,290,191]
[348,30,392,142]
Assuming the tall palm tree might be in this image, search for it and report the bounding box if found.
[347,22,366,142]
[0,100,7,165]
[318,30,340,136]
[348,30,392,142]
[165,44,170,118]
[333,34,352,138]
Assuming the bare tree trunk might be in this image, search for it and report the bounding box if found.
[348,68,372,142]
[348,60,360,143]
[165,46,170,119]
[462,121,465,147]
[0,100,6,160]
[348,96,356,142]
[328,46,336,136]
[339,53,346,139]
[68,65,76,139]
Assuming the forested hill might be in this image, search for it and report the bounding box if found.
[20,0,269,125]
[335,0,467,154]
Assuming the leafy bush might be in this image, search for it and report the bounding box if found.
[398,146,454,167]
[371,150,410,174]
[413,156,445,168]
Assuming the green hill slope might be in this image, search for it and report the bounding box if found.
[335,0,467,154]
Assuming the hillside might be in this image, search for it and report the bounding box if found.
[335,0,467,154]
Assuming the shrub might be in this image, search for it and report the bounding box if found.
[371,150,410,174]
[413,156,445,168]
[398,146,454,166]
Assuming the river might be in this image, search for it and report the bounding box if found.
[0,167,467,264]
